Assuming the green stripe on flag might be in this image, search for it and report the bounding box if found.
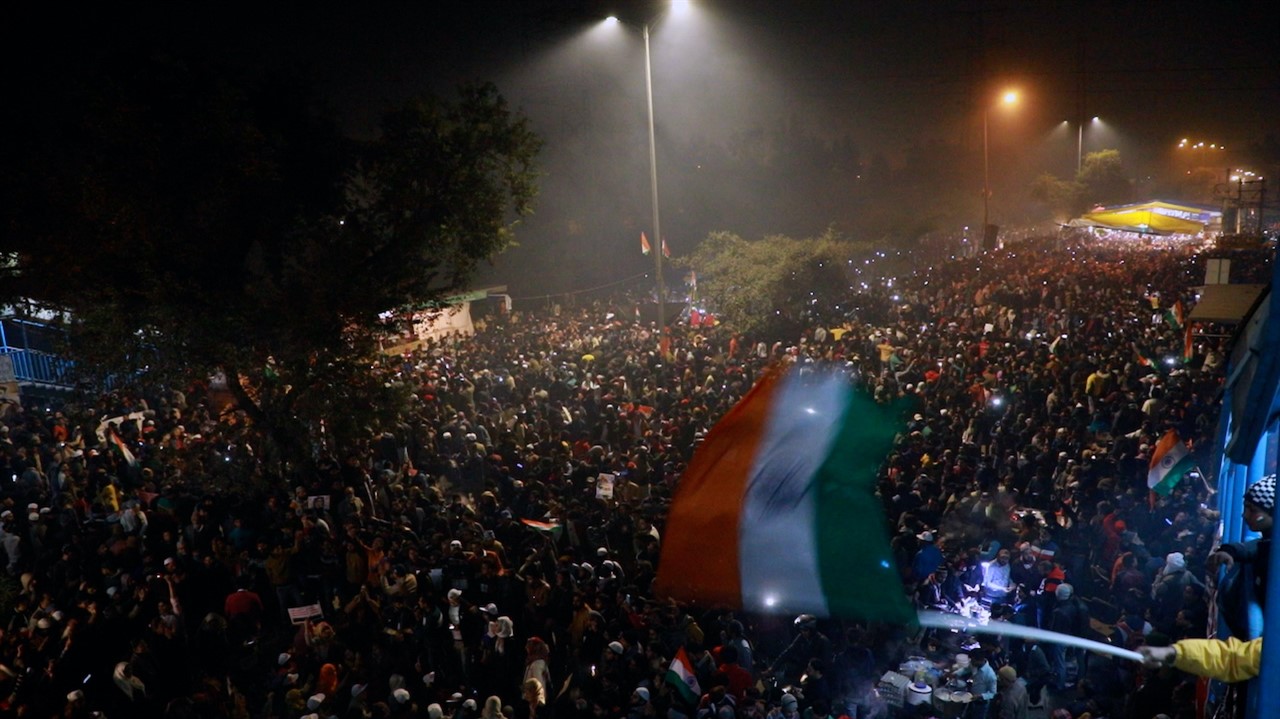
[1152,455,1196,496]
[813,389,914,624]
[665,668,698,705]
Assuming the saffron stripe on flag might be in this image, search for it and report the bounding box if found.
[665,646,701,705]
[1148,429,1194,496]
[655,367,783,606]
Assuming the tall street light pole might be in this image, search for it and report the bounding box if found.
[606,2,689,341]
[982,107,991,245]
[1077,121,1083,174]
[981,90,1017,252]
[1077,116,1099,174]
[643,23,666,339]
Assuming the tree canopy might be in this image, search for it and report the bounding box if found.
[1077,149,1132,207]
[1028,148,1132,219]
[0,51,540,468]
[678,228,876,339]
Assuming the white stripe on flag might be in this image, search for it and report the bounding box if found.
[1148,436,1188,491]
[738,372,847,616]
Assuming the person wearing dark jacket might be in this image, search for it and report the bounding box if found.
[1047,584,1089,689]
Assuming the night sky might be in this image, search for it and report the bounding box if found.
[15,1,1279,297]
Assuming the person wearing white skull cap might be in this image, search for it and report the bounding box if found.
[1207,474,1275,640]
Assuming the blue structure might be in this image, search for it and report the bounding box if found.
[0,315,75,394]
[1214,252,1279,719]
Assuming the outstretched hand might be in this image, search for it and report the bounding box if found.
[1205,551,1235,575]
[1138,645,1176,669]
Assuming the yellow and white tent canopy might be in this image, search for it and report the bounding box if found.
[1069,200,1221,235]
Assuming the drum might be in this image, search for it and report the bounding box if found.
[933,689,959,719]
[936,690,972,719]
[906,682,933,707]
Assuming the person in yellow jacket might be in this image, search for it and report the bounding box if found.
[1139,636,1262,683]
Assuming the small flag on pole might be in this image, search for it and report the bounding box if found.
[1148,429,1194,497]
[1131,342,1157,369]
[1164,301,1184,330]
[665,646,702,706]
[640,232,652,256]
[661,237,671,258]
[520,518,563,539]
[108,426,139,468]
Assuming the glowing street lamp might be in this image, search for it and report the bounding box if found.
[605,0,692,341]
[982,89,1018,250]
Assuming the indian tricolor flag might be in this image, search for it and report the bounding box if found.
[640,232,652,256]
[108,426,139,468]
[1132,342,1157,369]
[1165,300,1185,330]
[1148,429,1194,497]
[654,365,913,623]
[665,646,701,706]
[520,518,563,539]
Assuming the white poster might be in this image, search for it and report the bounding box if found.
[596,473,615,500]
[287,603,324,625]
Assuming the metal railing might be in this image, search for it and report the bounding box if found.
[0,348,74,387]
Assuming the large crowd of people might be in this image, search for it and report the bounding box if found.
[0,239,1271,719]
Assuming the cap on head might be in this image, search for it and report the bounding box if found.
[1245,474,1277,512]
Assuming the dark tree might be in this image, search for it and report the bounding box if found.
[1,51,540,470]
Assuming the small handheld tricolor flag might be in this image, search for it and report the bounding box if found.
[1148,429,1194,498]
[654,365,913,623]
[661,237,671,258]
[665,646,701,706]
[1164,299,1185,330]
[640,232,652,256]
[520,518,563,539]
[108,426,139,468]
[1131,342,1157,369]
[1183,323,1195,364]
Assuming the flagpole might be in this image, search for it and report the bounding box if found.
[643,23,666,342]
[917,611,1144,662]
[1194,465,1215,493]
